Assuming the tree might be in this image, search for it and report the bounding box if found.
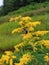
[1,0,49,15]
[3,0,21,14]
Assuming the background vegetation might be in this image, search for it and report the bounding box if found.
[0,0,49,16]
[0,0,49,51]
[0,0,49,65]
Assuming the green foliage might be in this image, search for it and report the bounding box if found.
[1,0,49,15]
[3,0,21,14]
[0,2,49,24]
[8,2,49,16]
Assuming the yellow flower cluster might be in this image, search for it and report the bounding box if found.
[33,31,49,36]
[41,40,49,48]
[12,16,41,41]
[31,21,41,27]
[36,40,49,49]
[15,53,32,65]
[12,27,23,34]
[5,51,13,55]
[21,16,32,21]
[19,20,40,28]
[21,33,32,40]
[9,16,22,22]
[14,16,21,21]
[0,51,16,65]
[44,54,49,62]
[14,42,24,52]
[19,21,40,32]
[9,16,32,22]
[9,18,15,22]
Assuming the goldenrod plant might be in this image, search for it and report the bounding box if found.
[0,16,49,65]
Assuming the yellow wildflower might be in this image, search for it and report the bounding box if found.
[14,47,19,52]
[19,21,23,26]
[5,51,13,56]
[14,16,22,22]
[14,42,24,48]
[32,21,41,27]
[14,42,24,51]
[41,40,49,48]
[12,27,23,34]
[25,22,32,27]
[36,40,49,49]
[15,53,32,65]
[22,33,32,40]
[44,55,49,62]
[10,59,13,65]
[12,56,16,59]
[33,31,49,36]
[22,16,32,22]
[15,63,24,65]
[20,53,32,64]
[1,54,10,64]
[9,17,14,22]
[28,26,34,31]
[15,17,19,21]
[0,59,4,65]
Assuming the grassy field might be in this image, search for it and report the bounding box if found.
[0,22,22,50]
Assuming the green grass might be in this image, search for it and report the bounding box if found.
[0,22,22,50]
[31,13,49,21]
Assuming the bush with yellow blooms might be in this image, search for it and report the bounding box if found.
[0,16,49,65]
